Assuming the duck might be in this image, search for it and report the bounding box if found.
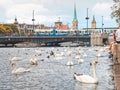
[11,62,30,74]
[74,61,99,84]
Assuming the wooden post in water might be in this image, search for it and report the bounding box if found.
[113,44,120,63]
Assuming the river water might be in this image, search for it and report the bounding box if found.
[0,46,114,90]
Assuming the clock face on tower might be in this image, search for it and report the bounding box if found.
[73,20,78,29]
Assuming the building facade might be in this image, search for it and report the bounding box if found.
[14,17,52,35]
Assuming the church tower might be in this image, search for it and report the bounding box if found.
[54,17,62,30]
[91,16,96,29]
[72,2,78,30]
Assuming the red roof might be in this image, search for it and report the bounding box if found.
[60,24,70,30]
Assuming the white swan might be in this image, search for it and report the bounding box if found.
[75,55,80,59]
[67,61,73,66]
[78,58,84,64]
[53,51,64,57]
[60,52,64,56]
[8,53,22,61]
[67,51,72,56]
[96,53,102,57]
[30,55,38,65]
[74,61,99,84]
[11,63,30,74]
[11,57,23,61]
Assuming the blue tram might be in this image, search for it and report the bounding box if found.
[37,29,68,36]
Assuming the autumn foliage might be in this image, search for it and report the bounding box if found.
[111,0,120,24]
[0,24,18,34]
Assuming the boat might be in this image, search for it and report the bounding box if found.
[59,41,83,47]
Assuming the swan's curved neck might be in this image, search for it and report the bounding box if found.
[92,64,97,80]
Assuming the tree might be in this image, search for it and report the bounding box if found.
[5,26,12,33]
[111,0,120,25]
[0,24,19,34]
[0,25,6,33]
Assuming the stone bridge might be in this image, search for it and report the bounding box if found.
[0,36,90,46]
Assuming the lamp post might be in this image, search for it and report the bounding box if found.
[85,8,89,34]
[32,10,35,32]
[102,16,104,33]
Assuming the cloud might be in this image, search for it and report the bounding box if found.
[5,3,51,24]
[0,0,117,27]
[92,2,113,15]
[6,3,49,16]
[4,0,72,25]
[91,2,116,27]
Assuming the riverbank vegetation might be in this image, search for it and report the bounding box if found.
[0,24,18,35]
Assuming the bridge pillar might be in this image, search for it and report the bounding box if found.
[45,43,47,46]
[12,44,14,47]
[91,33,108,46]
[5,44,7,47]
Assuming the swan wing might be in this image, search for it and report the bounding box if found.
[12,68,25,74]
[12,68,30,74]
[11,57,22,61]
[75,74,97,84]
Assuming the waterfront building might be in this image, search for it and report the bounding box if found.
[12,2,117,36]
[55,19,62,30]
[81,27,117,34]
[14,17,52,35]
[80,15,117,34]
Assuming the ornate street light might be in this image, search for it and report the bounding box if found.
[102,16,104,33]
[32,10,35,32]
[85,8,89,34]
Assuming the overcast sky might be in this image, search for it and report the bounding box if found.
[0,0,118,29]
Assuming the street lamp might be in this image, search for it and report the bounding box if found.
[85,8,89,34]
[32,10,35,32]
[102,16,104,33]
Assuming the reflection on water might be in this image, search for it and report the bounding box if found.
[75,82,98,90]
[0,46,114,90]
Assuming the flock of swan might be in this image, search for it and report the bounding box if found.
[7,46,110,85]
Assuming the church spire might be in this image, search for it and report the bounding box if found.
[74,2,77,21]
[72,1,78,30]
